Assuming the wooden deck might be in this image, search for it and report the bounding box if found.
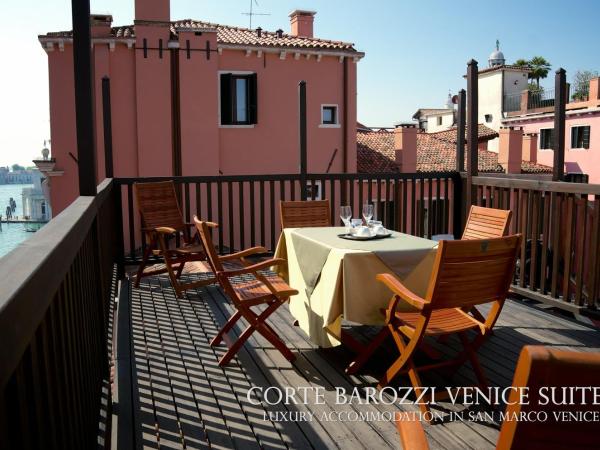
[113,271,600,450]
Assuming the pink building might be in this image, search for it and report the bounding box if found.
[503,77,600,184]
[39,0,363,214]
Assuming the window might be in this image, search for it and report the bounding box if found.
[485,114,493,123]
[540,128,554,150]
[321,105,338,125]
[305,181,322,200]
[220,73,257,125]
[571,126,590,149]
[437,116,443,126]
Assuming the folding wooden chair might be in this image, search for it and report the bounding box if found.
[133,181,214,297]
[280,199,331,228]
[347,235,522,417]
[462,205,512,240]
[395,345,600,450]
[460,205,513,324]
[194,217,298,366]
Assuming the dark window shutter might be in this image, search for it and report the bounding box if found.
[220,73,233,125]
[583,126,590,149]
[248,73,258,124]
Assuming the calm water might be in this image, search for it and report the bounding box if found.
[0,184,39,258]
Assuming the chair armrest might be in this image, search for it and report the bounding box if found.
[376,273,427,310]
[220,246,269,261]
[219,258,286,278]
[396,418,430,450]
[155,226,178,235]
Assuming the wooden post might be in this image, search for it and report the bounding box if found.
[101,77,114,179]
[466,60,479,207]
[553,68,566,181]
[299,80,308,200]
[456,89,466,172]
[71,0,96,196]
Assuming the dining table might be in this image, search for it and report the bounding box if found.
[274,226,439,349]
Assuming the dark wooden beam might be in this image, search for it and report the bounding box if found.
[299,80,307,200]
[71,0,96,195]
[466,59,479,207]
[456,89,466,172]
[553,68,566,182]
[101,77,114,179]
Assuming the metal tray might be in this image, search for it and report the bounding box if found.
[337,232,393,241]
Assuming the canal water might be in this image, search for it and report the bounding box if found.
[0,184,38,258]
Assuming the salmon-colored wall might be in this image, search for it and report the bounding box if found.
[44,36,359,215]
[515,114,600,184]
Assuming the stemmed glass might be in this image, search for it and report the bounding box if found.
[340,205,352,227]
[362,204,374,225]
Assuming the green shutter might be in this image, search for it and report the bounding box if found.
[220,73,233,125]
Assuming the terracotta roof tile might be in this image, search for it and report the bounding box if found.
[412,108,454,119]
[356,125,552,174]
[43,19,359,52]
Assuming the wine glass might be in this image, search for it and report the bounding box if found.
[362,204,374,224]
[340,205,352,226]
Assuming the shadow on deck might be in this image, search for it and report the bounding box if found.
[113,272,600,450]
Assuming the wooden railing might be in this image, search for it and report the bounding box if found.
[472,176,600,311]
[114,172,462,263]
[0,179,119,449]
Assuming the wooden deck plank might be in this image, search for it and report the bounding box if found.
[115,273,600,450]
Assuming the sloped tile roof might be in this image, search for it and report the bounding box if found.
[412,108,454,120]
[356,125,552,174]
[43,19,358,52]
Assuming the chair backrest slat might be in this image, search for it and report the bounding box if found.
[496,346,600,450]
[134,181,186,231]
[462,205,512,240]
[426,235,521,309]
[280,200,331,229]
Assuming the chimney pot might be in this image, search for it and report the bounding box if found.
[135,0,170,22]
[276,28,283,38]
[288,10,316,38]
[394,125,417,172]
[499,127,523,173]
[256,27,262,38]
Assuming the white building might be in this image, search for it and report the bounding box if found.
[472,42,530,151]
[22,170,50,221]
[412,94,456,132]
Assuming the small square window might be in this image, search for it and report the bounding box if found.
[437,116,442,126]
[540,128,554,150]
[322,106,337,125]
[571,126,590,149]
[485,114,493,123]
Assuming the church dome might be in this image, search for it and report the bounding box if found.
[488,40,505,67]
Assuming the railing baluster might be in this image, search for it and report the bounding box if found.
[206,182,213,222]
[540,192,551,295]
[228,181,234,253]
[127,184,135,259]
[217,181,223,253]
[427,177,433,239]
[574,196,586,305]
[550,193,562,298]
[269,181,275,252]
[588,196,600,308]
[260,181,265,246]
[562,195,575,302]
[239,181,245,250]
[195,182,201,222]
[250,181,255,247]
[529,191,540,291]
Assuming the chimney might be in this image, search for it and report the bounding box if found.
[135,0,170,22]
[394,124,417,172]
[289,10,316,38]
[522,132,538,163]
[589,77,600,101]
[90,14,113,37]
[498,126,523,174]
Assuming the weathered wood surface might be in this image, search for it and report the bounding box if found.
[116,272,600,449]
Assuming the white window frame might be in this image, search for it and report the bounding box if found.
[538,127,554,151]
[305,181,322,200]
[217,70,256,128]
[319,104,340,128]
[569,124,591,151]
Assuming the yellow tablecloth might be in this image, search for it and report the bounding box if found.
[274,227,438,347]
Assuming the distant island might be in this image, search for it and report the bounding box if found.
[0,165,38,185]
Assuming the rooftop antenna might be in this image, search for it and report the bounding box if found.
[242,0,270,29]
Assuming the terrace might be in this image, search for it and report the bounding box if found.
[1,4,600,450]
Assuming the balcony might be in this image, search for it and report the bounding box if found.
[1,173,599,449]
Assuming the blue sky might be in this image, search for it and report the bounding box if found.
[1,0,599,166]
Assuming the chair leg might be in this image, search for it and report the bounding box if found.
[134,244,153,287]
[458,332,489,388]
[175,261,186,279]
[211,310,243,347]
[345,326,390,375]
[377,325,417,389]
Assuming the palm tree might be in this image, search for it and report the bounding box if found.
[528,56,551,87]
[514,58,529,68]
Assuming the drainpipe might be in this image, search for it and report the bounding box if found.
[343,57,348,173]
